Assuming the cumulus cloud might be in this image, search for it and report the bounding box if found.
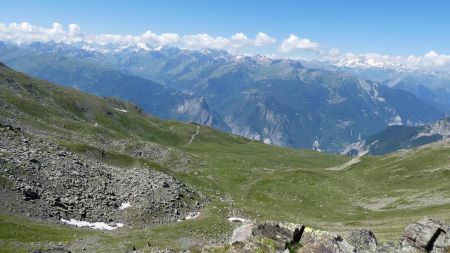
[182,32,275,50]
[0,22,72,43]
[68,24,82,36]
[0,22,275,52]
[1,22,449,71]
[183,33,229,49]
[277,34,450,71]
[254,32,276,46]
[279,34,321,53]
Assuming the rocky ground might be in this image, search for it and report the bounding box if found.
[2,121,449,252]
[0,122,203,228]
[217,217,450,253]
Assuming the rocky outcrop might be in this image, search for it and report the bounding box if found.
[251,222,295,249]
[297,229,354,253]
[0,123,203,227]
[229,221,354,252]
[401,217,450,253]
[225,218,450,253]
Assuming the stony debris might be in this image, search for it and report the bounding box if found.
[31,247,71,253]
[346,229,378,252]
[0,123,203,227]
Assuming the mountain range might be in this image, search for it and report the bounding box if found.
[0,41,448,152]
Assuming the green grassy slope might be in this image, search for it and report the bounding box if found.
[1,62,450,252]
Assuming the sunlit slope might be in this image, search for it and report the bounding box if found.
[1,62,449,251]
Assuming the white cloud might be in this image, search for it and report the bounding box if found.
[327,48,341,58]
[279,34,321,53]
[1,22,449,71]
[254,32,276,46]
[0,22,274,52]
[230,32,252,49]
[182,33,229,49]
[68,24,82,36]
[0,22,73,43]
[182,32,275,51]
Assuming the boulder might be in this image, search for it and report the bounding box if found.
[230,223,254,243]
[401,217,450,253]
[251,222,293,248]
[230,222,304,251]
[346,229,378,252]
[298,228,355,253]
[23,186,40,200]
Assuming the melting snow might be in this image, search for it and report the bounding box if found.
[312,139,322,152]
[389,115,403,126]
[228,217,247,223]
[113,108,128,113]
[263,138,271,144]
[177,212,200,222]
[61,218,124,230]
[136,42,150,51]
[119,202,131,210]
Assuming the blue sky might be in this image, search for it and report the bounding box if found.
[0,0,449,57]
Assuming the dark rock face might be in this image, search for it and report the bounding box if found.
[250,222,294,250]
[23,186,40,200]
[0,123,203,226]
[346,229,378,252]
[401,217,450,253]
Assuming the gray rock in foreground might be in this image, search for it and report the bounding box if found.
[401,217,450,253]
[225,217,450,253]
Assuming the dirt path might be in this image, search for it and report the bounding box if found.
[325,157,361,171]
[187,125,200,145]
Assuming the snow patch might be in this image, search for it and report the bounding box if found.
[113,108,128,113]
[228,217,247,223]
[177,211,200,222]
[136,42,150,51]
[263,138,271,144]
[61,218,124,230]
[119,202,131,210]
[389,115,403,126]
[312,139,322,152]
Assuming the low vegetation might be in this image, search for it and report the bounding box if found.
[1,64,450,251]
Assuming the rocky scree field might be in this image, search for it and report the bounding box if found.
[0,123,202,226]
